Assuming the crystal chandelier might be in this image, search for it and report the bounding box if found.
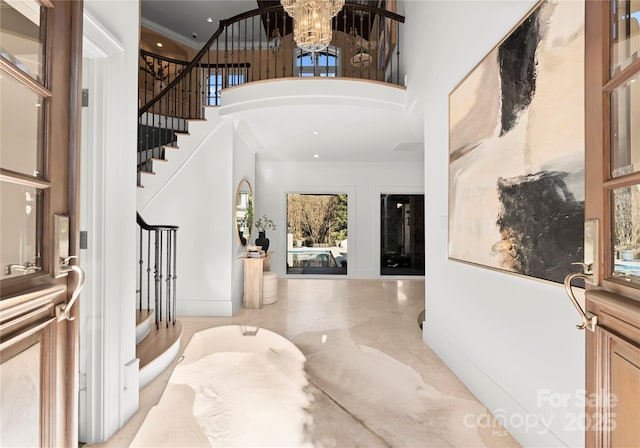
[281,0,345,53]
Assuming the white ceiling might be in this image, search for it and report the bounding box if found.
[141,1,423,164]
[141,1,261,49]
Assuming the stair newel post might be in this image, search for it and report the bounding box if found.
[172,229,177,325]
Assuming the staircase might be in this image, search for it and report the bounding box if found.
[135,213,182,389]
[132,3,407,385]
[137,112,188,188]
[135,309,182,389]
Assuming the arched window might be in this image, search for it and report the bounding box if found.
[294,46,342,77]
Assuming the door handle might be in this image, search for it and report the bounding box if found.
[56,262,85,322]
[563,263,597,332]
[4,261,42,275]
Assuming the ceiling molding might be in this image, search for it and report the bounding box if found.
[83,10,124,59]
[141,17,204,51]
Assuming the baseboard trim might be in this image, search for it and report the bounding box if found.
[177,298,233,317]
[423,326,568,447]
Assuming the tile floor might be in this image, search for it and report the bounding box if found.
[89,278,520,447]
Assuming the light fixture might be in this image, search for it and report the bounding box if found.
[206,17,213,23]
[313,154,320,158]
[156,42,163,48]
[281,0,345,52]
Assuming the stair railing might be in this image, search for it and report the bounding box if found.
[137,4,405,135]
[137,4,404,185]
[136,213,178,328]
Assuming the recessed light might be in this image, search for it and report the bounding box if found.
[313,154,320,158]
[312,131,319,135]
[207,17,213,23]
[156,42,163,48]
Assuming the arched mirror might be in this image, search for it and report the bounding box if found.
[235,180,254,246]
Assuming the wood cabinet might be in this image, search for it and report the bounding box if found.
[586,292,640,447]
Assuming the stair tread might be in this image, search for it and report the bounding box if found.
[136,309,153,326]
[137,320,183,370]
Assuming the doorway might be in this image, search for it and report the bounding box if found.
[380,194,425,276]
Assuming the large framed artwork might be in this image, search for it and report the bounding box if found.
[448,0,585,284]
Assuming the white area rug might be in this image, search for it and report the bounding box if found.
[131,325,312,447]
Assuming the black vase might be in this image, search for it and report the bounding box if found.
[255,231,270,252]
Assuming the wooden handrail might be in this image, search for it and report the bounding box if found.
[136,212,179,231]
[138,4,405,116]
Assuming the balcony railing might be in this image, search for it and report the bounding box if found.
[139,4,404,117]
[137,4,404,183]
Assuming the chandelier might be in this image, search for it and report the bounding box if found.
[281,0,345,53]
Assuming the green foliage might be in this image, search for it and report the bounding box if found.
[255,214,276,232]
[287,193,347,246]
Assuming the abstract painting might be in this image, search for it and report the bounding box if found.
[448,0,585,284]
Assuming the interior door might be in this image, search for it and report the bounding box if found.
[0,0,83,446]
[582,1,640,447]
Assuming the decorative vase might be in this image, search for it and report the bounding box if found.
[621,249,634,261]
[255,231,270,252]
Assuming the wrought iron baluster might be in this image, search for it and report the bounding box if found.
[395,20,400,85]
[172,229,177,325]
[138,226,143,310]
[153,229,159,328]
[165,229,171,328]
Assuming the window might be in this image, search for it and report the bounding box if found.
[207,70,246,106]
[286,193,347,275]
[294,46,341,77]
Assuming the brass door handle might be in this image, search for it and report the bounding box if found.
[563,270,597,332]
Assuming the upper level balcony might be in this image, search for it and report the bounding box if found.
[139,3,405,121]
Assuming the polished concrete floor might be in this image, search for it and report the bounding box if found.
[91,278,520,447]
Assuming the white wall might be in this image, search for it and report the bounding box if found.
[141,123,236,316]
[255,161,424,278]
[79,0,139,443]
[231,126,257,313]
[139,120,256,317]
[402,1,585,447]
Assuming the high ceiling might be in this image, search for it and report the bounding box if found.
[140,0,423,164]
[141,1,257,49]
[141,1,385,49]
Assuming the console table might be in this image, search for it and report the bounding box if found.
[242,254,271,309]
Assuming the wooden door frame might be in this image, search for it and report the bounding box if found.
[0,0,83,446]
[584,1,640,447]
